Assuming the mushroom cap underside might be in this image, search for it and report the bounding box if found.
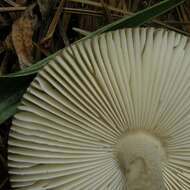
[8,28,190,190]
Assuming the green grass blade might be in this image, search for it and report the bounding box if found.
[0,76,33,124]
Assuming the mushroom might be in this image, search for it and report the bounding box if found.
[8,28,190,190]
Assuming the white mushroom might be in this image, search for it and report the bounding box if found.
[8,28,190,190]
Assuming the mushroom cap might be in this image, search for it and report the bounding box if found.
[8,28,190,190]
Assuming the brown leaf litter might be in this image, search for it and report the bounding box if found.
[12,4,37,69]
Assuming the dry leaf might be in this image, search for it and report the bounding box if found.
[11,4,37,69]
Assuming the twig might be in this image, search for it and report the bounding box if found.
[68,0,129,14]
[59,15,70,46]
[33,42,50,56]
[100,0,112,23]
[152,19,190,36]
[162,21,190,25]
[40,0,66,44]
[62,7,121,17]
[1,2,190,37]
[0,6,26,12]
[68,0,190,36]
[3,0,21,7]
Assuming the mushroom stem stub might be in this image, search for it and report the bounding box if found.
[117,132,166,190]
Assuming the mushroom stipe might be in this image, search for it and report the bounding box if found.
[8,28,190,190]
